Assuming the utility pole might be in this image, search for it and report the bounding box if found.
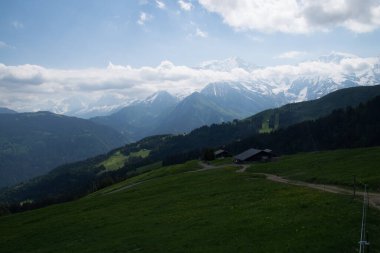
[353,175,356,198]
[359,184,370,253]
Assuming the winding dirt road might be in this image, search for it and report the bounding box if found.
[198,161,380,211]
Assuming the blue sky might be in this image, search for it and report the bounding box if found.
[1,0,379,68]
[0,0,380,114]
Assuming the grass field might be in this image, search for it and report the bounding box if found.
[1,156,380,253]
[100,149,151,171]
[248,146,380,192]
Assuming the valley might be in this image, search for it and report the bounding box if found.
[2,1,380,252]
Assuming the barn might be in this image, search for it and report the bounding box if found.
[233,148,273,163]
[214,149,231,159]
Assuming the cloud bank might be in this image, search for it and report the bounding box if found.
[197,0,380,33]
[0,53,378,115]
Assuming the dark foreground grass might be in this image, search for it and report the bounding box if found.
[249,146,380,192]
[1,162,380,253]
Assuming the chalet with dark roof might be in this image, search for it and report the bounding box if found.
[233,148,273,163]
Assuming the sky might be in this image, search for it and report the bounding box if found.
[1,0,380,114]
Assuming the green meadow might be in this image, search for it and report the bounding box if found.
[1,153,380,253]
[248,146,380,192]
[100,149,151,171]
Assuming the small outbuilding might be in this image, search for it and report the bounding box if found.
[233,148,273,163]
[214,149,231,159]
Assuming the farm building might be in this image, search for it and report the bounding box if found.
[233,148,273,163]
[214,149,231,159]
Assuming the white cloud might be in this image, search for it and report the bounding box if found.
[178,0,193,11]
[195,27,208,38]
[0,53,378,114]
[137,12,153,25]
[156,0,166,9]
[198,0,380,33]
[276,51,307,59]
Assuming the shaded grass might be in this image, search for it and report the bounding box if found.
[93,160,201,196]
[1,162,380,253]
[135,161,163,174]
[210,157,233,165]
[248,146,380,192]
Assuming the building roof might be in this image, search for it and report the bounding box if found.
[234,148,262,161]
[214,149,227,156]
[234,148,273,161]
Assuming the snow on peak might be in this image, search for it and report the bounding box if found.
[143,91,179,105]
[199,57,257,72]
[318,51,358,63]
[145,91,170,103]
[201,82,247,97]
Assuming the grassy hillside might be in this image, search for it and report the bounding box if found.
[248,146,380,192]
[99,149,150,171]
[1,158,380,252]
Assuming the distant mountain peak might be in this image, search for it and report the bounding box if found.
[0,107,17,114]
[199,57,257,72]
[144,90,178,104]
[318,51,358,63]
[201,82,246,97]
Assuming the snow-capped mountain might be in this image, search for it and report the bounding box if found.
[317,51,358,63]
[200,82,280,117]
[91,91,179,142]
[247,53,380,103]
[90,53,380,142]
[41,53,379,119]
[199,57,258,72]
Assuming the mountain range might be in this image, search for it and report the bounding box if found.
[0,107,17,114]
[91,53,380,142]
[2,85,380,205]
[31,53,371,118]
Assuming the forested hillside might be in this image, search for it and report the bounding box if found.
[0,111,127,187]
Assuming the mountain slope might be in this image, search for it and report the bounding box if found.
[0,107,17,114]
[91,91,178,142]
[229,94,380,156]
[247,84,380,133]
[0,111,127,188]
[200,82,280,118]
[154,92,238,134]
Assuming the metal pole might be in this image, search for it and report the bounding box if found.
[359,184,369,253]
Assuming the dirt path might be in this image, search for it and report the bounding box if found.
[105,161,380,210]
[255,173,380,211]
[197,161,380,211]
[197,161,248,172]
[257,173,352,194]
